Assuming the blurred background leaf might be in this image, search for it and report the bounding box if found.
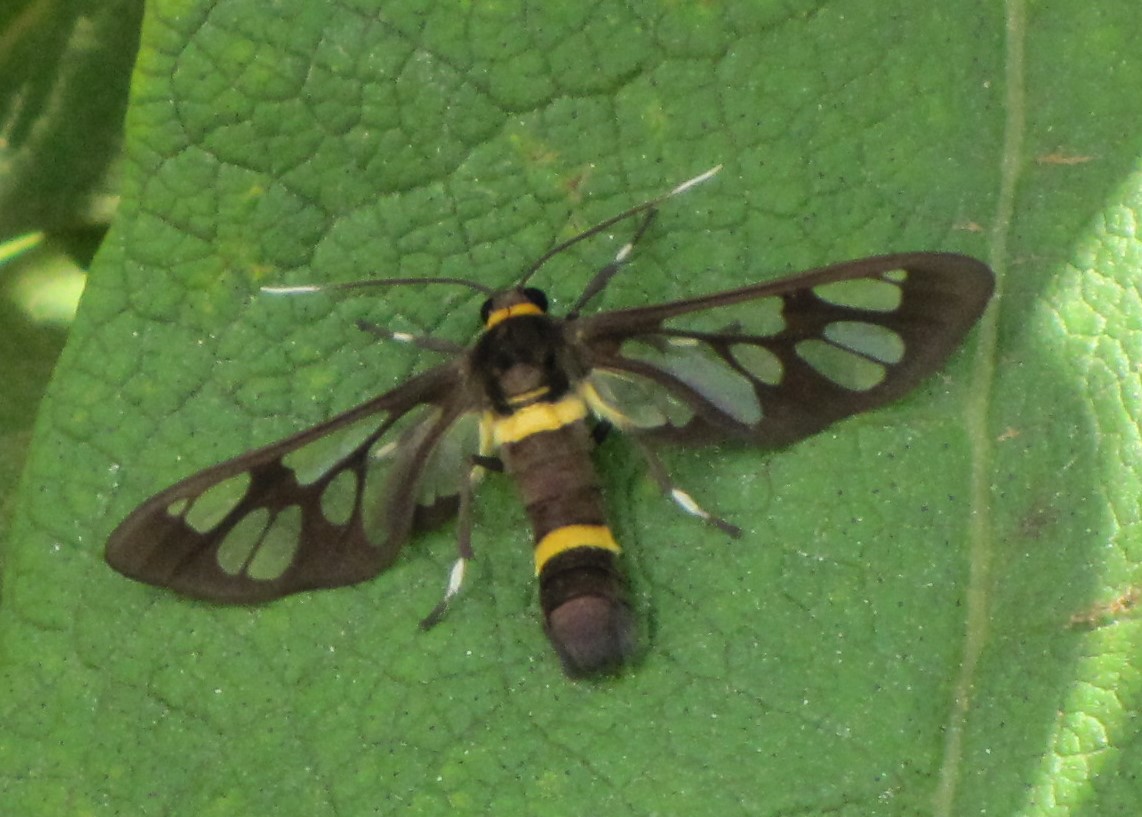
[0,0,141,534]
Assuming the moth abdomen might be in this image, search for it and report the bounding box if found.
[539,545,636,677]
[494,399,637,676]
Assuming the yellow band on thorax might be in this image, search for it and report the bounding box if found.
[485,302,543,330]
[534,524,621,575]
[506,386,551,407]
[491,395,588,445]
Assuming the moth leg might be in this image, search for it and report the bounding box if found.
[355,319,465,355]
[472,454,504,472]
[590,420,614,447]
[634,440,742,538]
[419,460,480,630]
[567,209,660,318]
[566,166,722,316]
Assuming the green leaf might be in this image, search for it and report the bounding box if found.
[0,0,141,536]
[0,0,139,238]
[3,1,1140,815]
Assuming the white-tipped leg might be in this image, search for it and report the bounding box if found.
[668,488,742,537]
[419,456,485,629]
[569,207,660,316]
[525,164,723,310]
[260,284,464,353]
[568,166,723,316]
[636,441,742,538]
[420,557,468,630]
[355,320,465,354]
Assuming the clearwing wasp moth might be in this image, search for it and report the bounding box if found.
[106,167,994,677]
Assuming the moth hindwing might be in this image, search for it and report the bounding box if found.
[107,170,993,677]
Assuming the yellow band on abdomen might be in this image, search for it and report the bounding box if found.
[534,524,621,575]
[491,395,588,445]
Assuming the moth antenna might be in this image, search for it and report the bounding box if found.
[261,276,495,296]
[516,164,722,287]
[261,167,722,299]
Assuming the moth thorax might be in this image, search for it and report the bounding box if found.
[473,314,571,412]
[500,364,554,404]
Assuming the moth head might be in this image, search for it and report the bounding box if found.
[472,292,571,410]
[480,287,549,329]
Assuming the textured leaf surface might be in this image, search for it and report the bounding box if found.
[3,1,1140,815]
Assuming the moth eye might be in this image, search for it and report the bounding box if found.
[523,287,548,312]
[479,298,494,324]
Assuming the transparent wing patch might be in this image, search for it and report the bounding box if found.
[574,253,993,446]
[105,364,476,603]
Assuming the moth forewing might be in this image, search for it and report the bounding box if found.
[574,252,993,447]
[105,362,471,603]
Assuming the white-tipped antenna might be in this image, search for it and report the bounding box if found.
[517,164,723,288]
[260,276,495,297]
[668,164,723,197]
[259,166,723,301]
[260,284,322,295]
